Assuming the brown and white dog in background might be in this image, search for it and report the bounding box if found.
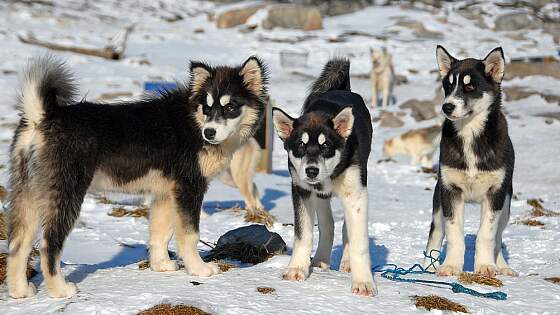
[383,125,441,167]
[370,47,395,108]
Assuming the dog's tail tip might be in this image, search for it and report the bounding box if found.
[19,55,77,124]
[309,57,351,96]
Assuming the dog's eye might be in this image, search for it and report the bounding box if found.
[321,143,329,151]
[224,105,235,113]
[464,84,475,92]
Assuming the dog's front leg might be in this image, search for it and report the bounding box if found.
[474,189,508,278]
[283,185,314,281]
[312,196,334,270]
[339,186,376,296]
[174,180,219,277]
[149,193,178,272]
[437,185,465,276]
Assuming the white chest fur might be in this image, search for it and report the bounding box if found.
[440,166,505,202]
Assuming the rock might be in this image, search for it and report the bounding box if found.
[263,5,322,31]
[216,224,287,255]
[96,92,133,101]
[494,13,540,31]
[505,60,560,80]
[394,18,444,39]
[216,5,264,29]
[375,111,404,128]
[291,0,372,15]
[534,112,560,124]
[399,99,437,122]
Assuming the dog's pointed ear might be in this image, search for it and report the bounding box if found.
[190,61,211,94]
[272,107,295,141]
[239,56,267,96]
[483,47,505,83]
[436,45,456,79]
[332,107,354,139]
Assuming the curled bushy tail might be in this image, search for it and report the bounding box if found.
[18,56,77,124]
[304,58,350,109]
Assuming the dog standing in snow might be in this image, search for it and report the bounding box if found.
[6,56,268,298]
[273,58,375,296]
[370,47,395,108]
[423,46,517,277]
[383,125,440,167]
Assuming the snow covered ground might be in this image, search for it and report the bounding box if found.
[0,1,559,314]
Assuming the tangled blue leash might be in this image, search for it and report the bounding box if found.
[371,250,508,300]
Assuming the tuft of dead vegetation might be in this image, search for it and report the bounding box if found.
[521,219,545,227]
[0,185,8,202]
[0,253,37,285]
[109,206,149,218]
[244,209,275,227]
[138,260,150,270]
[0,211,7,240]
[216,260,237,272]
[528,199,560,217]
[459,272,503,287]
[413,295,468,313]
[204,242,272,265]
[138,304,211,315]
[545,277,560,284]
[257,286,276,295]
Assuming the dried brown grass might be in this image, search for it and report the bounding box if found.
[109,206,149,218]
[0,252,37,285]
[545,277,560,284]
[257,286,276,294]
[459,272,503,287]
[528,199,560,217]
[216,260,237,272]
[522,219,545,227]
[138,304,210,315]
[0,211,7,240]
[244,209,275,227]
[413,295,468,313]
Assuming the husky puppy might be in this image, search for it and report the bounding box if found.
[423,46,516,277]
[370,47,395,108]
[219,137,264,212]
[7,56,268,298]
[273,58,375,296]
[383,125,440,167]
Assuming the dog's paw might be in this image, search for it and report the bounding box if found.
[48,282,77,299]
[9,282,37,299]
[436,264,462,276]
[150,259,178,272]
[475,264,498,278]
[422,258,439,272]
[188,262,220,277]
[351,281,377,297]
[282,267,309,281]
[339,260,351,273]
[499,267,518,277]
[311,259,330,271]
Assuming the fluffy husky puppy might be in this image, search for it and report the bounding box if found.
[383,125,440,167]
[273,58,376,296]
[370,47,395,108]
[423,46,516,278]
[7,55,268,298]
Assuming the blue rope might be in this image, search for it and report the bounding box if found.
[371,250,507,301]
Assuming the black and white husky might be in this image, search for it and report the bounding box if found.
[7,56,268,298]
[423,46,517,277]
[272,59,376,296]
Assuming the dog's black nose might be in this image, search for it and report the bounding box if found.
[442,103,455,115]
[305,167,319,179]
[203,128,216,140]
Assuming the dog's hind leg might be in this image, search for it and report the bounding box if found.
[312,196,334,270]
[423,182,444,271]
[370,74,378,108]
[230,139,263,212]
[173,180,219,277]
[495,192,516,276]
[149,193,178,272]
[40,160,93,298]
[7,189,40,298]
[339,221,351,273]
